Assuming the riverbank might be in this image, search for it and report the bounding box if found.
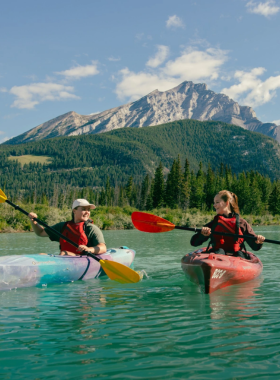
[1,202,280,233]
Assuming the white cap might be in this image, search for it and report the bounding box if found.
[72,199,96,210]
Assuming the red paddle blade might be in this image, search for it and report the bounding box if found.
[131,211,175,233]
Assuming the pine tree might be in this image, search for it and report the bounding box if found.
[268,182,280,215]
[165,162,175,208]
[258,175,272,210]
[105,177,112,206]
[130,182,138,207]
[99,188,106,206]
[189,162,205,210]
[126,176,133,204]
[248,177,263,214]
[183,158,190,181]
[225,165,232,189]
[219,162,224,177]
[152,162,165,208]
[233,172,251,214]
[173,156,183,205]
[145,179,154,210]
[140,175,150,210]
[165,156,182,208]
[180,157,191,209]
[118,186,126,207]
[205,163,216,210]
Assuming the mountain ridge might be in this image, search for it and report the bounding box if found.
[4,81,280,144]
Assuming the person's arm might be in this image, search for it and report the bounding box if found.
[28,212,49,237]
[76,243,107,255]
[190,221,213,247]
[242,219,265,251]
[78,224,107,255]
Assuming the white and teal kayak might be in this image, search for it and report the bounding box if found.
[0,247,136,291]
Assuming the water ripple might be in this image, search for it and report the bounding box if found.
[1,228,280,379]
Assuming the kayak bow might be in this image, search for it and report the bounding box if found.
[181,248,263,294]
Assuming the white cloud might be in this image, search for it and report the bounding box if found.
[273,119,280,125]
[56,61,99,80]
[0,87,7,93]
[246,0,280,16]
[146,45,169,68]
[0,131,4,135]
[221,68,280,107]
[115,68,179,101]
[9,82,79,109]
[115,47,227,100]
[108,57,121,62]
[163,48,227,81]
[166,15,184,28]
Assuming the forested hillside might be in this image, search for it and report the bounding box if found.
[1,155,280,233]
[1,119,280,204]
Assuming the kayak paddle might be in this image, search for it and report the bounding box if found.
[131,211,280,245]
[0,188,141,283]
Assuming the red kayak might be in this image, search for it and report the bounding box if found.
[181,248,263,294]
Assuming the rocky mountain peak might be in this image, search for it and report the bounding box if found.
[4,81,280,145]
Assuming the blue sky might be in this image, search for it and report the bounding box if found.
[1,0,280,143]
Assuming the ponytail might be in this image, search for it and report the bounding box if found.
[218,190,240,214]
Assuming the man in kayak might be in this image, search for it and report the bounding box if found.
[28,199,107,256]
[191,190,265,259]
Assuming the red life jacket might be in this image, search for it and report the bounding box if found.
[59,221,91,255]
[211,214,244,252]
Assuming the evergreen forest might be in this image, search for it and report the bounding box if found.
[1,119,280,222]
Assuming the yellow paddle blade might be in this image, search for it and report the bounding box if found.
[0,188,7,203]
[99,259,141,284]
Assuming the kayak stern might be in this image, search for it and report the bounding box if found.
[0,247,136,291]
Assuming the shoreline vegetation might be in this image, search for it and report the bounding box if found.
[1,203,280,233]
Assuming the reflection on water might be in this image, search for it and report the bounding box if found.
[209,277,263,320]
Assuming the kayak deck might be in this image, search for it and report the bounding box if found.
[181,248,263,294]
[0,247,136,291]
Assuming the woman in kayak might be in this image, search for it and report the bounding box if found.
[28,198,107,256]
[191,190,265,259]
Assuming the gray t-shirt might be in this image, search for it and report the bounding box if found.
[46,222,106,247]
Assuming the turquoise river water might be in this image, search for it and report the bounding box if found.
[1,226,280,379]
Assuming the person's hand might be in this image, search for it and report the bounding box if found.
[28,212,38,224]
[77,245,90,253]
[201,227,211,236]
[256,235,265,244]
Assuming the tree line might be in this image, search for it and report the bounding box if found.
[118,156,280,215]
[3,155,280,216]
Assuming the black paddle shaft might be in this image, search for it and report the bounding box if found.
[175,225,279,245]
[5,199,101,261]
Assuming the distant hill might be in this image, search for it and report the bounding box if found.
[1,119,280,202]
[4,81,280,145]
